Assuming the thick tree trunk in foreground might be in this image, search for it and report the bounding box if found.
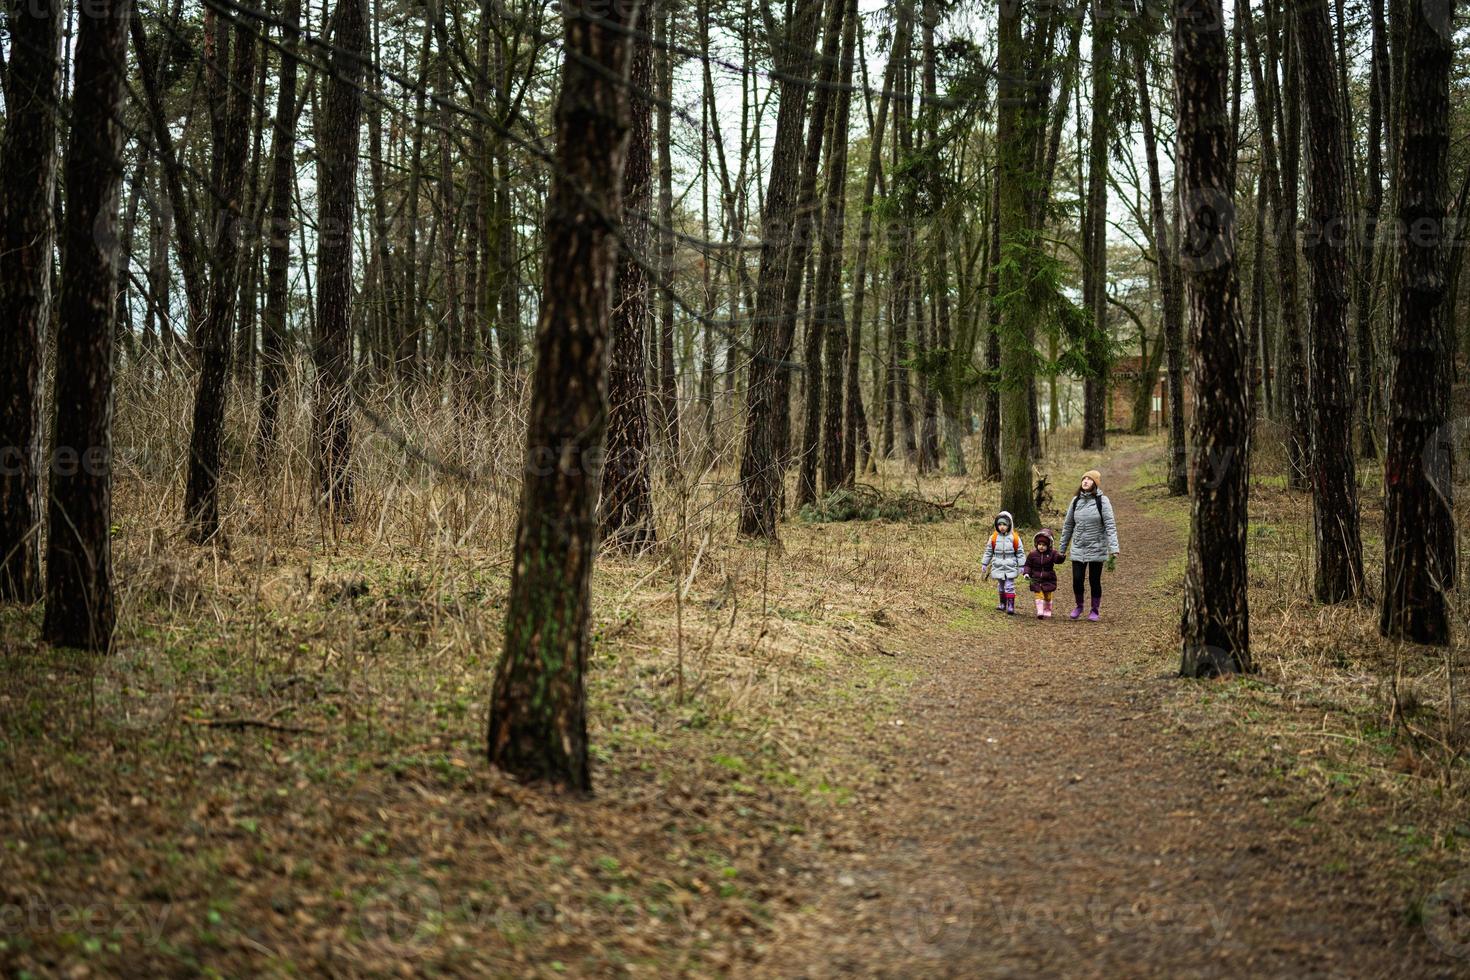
[0,0,63,602]
[184,16,257,542]
[1380,0,1453,645]
[1294,0,1364,604]
[601,20,657,551]
[994,1,1040,526]
[1176,0,1251,677]
[313,0,367,519]
[43,0,132,652]
[488,0,637,790]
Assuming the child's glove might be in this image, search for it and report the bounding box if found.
[1106,553,1117,573]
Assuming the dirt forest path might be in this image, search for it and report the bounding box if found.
[762,448,1448,979]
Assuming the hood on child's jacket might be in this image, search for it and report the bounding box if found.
[1023,531,1061,592]
[982,513,1025,580]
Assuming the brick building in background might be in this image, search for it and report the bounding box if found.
[1109,356,1190,431]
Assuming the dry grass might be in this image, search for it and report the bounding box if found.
[6,366,1129,977]
[1128,416,1470,916]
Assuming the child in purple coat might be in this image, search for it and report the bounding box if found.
[1022,529,1065,619]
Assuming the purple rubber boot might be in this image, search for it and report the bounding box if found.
[1088,596,1101,622]
[1069,602,1083,620]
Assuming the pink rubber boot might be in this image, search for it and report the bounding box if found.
[1043,599,1053,619]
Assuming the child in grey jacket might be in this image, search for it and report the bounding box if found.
[981,510,1026,615]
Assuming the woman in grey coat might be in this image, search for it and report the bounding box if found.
[1058,468,1120,621]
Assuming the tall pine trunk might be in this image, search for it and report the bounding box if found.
[1380,0,1453,645]
[1080,1,1110,451]
[258,0,300,457]
[1270,1,1310,489]
[1134,31,1188,496]
[1355,0,1387,460]
[184,15,257,542]
[736,0,823,537]
[847,0,910,482]
[654,0,680,461]
[820,0,858,494]
[0,0,63,602]
[1294,0,1364,603]
[313,0,367,519]
[43,0,132,652]
[1176,0,1252,677]
[487,0,638,790]
[601,15,657,551]
[994,1,1040,526]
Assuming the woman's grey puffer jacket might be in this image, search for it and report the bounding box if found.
[1058,491,1119,563]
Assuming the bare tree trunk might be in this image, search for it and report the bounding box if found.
[654,0,679,461]
[313,0,367,519]
[433,19,463,388]
[696,0,718,461]
[184,13,258,542]
[1176,0,1252,677]
[775,0,843,489]
[130,13,206,335]
[736,0,823,538]
[980,180,1002,481]
[258,0,301,457]
[1355,0,1386,460]
[43,0,132,652]
[233,27,268,386]
[1380,0,1452,645]
[819,0,858,494]
[487,0,637,790]
[1294,0,1364,604]
[0,0,63,602]
[1080,0,1110,451]
[1267,0,1310,489]
[601,13,657,551]
[365,16,403,381]
[397,20,433,383]
[847,0,910,481]
[1133,30,1187,495]
[995,1,1040,525]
